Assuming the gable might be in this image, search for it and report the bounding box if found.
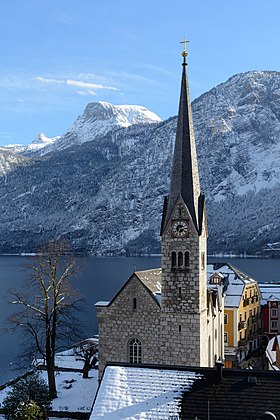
[104,273,161,311]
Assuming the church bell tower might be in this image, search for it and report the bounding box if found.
[160,40,208,366]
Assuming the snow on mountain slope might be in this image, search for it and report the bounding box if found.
[0,148,28,175]
[4,133,61,155]
[0,71,280,255]
[28,102,161,155]
[193,71,280,201]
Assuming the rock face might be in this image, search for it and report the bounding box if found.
[0,71,280,255]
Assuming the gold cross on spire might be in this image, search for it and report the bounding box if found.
[180,37,189,63]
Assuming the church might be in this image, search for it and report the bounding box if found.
[96,44,224,375]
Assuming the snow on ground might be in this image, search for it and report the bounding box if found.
[91,365,202,420]
[0,369,98,414]
[42,370,98,413]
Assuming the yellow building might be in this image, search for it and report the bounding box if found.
[208,263,261,368]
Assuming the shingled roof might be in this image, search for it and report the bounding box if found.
[182,369,280,420]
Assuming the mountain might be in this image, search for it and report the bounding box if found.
[0,148,28,176]
[0,71,280,255]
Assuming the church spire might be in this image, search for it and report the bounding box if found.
[161,40,204,234]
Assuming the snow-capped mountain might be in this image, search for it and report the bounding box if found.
[0,148,27,176]
[4,133,61,156]
[0,71,280,256]
[193,70,280,201]
[22,102,161,156]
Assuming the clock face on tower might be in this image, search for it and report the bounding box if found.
[171,220,189,237]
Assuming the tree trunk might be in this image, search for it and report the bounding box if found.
[46,355,57,399]
[46,325,57,399]
[82,361,90,378]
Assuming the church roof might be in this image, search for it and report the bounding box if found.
[135,268,162,294]
[135,268,222,308]
[161,59,203,234]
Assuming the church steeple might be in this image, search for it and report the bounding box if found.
[161,42,205,235]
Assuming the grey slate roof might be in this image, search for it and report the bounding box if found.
[161,62,204,234]
[135,268,162,294]
[182,369,280,420]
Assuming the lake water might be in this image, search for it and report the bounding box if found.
[0,255,279,384]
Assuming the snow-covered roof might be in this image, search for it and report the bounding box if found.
[90,365,202,419]
[266,336,280,371]
[259,283,280,305]
[207,263,257,308]
[95,301,110,307]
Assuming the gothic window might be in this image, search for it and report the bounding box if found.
[129,338,142,364]
[171,251,177,267]
[178,252,183,267]
[184,251,190,267]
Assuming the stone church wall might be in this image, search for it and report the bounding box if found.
[97,275,161,375]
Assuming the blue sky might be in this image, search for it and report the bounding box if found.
[1,0,280,146]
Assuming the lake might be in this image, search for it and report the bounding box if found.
[0,255,279,384]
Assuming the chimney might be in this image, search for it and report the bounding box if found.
[215,359,224,384]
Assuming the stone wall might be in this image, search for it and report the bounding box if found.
[97,275,161,376]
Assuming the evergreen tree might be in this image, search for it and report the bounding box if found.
[2,372,51,419]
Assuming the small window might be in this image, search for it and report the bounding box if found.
[271,308,278,318]
[178,252,183,267]
[185,251,190,267]
[171,251,176,267]
[179,287,182,296]
[179,325,182,333]
[224,314,228,325]
[133,298,137,310]
[239,314,242,323]
[271,320,278,330]
[129,338,142,364]
[224,332,228,343]
[244,312,247,321]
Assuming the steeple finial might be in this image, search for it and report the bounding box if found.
[180,37,189,65]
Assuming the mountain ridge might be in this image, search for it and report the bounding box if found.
[0,70,280,256]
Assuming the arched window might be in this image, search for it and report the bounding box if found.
[178,251,183,267]
[185,251,190,267]
[129,338,142,364]
[171,251,177,267]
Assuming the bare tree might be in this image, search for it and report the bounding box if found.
[73,339,98,378]
[9,240,83,399]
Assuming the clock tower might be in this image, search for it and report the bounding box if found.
[160,42,208,366]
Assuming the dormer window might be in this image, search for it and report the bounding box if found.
[209,272,223,285]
